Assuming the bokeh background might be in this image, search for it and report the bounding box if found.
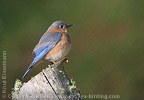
[0,0,144,100]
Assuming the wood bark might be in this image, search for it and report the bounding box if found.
[12,62,82,100]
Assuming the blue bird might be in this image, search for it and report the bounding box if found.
[22,21,72,79]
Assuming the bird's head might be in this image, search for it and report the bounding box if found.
[50,21,72,33]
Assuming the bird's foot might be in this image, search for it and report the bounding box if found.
[49,59,56,65]
[49,59,60,68]
[48,58,69,68]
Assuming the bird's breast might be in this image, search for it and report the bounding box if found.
[44,33,71,62]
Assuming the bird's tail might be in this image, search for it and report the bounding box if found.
[22,62,36,79]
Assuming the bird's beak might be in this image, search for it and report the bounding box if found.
[66,24,73,28]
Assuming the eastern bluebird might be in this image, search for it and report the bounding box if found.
[22,21,72,79]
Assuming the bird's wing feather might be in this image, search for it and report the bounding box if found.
[33,32,62,56]
[22,32,62,79]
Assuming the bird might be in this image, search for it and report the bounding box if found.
[22,21,72,79]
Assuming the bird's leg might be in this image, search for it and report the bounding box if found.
[48,58,69,68]
[49,59,56,65]
[47,59,56,68]
[49,59,62,68]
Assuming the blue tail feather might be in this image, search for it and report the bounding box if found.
[22,62,35,79]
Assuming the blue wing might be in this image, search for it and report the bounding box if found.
[33,32,62,63]
[22,32,61,79]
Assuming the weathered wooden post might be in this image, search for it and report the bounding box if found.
[12,60,82,100]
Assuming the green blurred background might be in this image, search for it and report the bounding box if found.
[0,0,144,100]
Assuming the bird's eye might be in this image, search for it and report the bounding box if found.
[59,25,63,28]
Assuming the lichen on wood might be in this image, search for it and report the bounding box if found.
[12,60,83,100]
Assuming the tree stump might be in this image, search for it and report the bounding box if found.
[12,61,82,100]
